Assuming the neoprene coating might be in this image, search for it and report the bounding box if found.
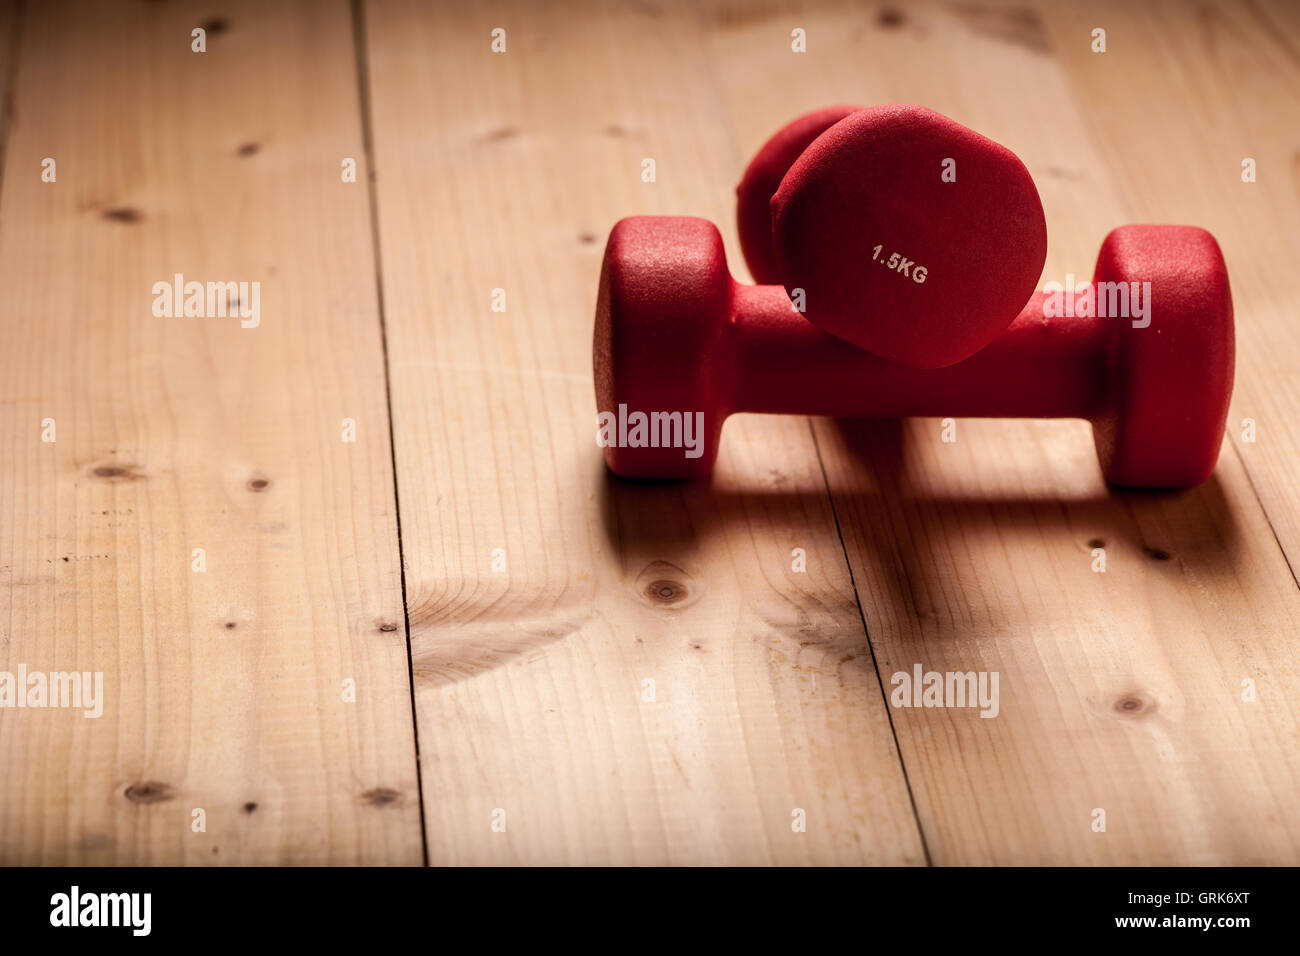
[593,217,1233,486]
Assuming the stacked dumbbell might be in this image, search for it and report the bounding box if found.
[593,104,1235,487]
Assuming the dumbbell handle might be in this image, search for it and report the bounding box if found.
[730,286,1110,420]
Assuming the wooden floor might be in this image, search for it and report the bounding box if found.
[1,0,1298,865]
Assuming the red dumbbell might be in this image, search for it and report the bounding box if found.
[593,216,1233,486]
[736,104,862,286]
[733,103,1048,369]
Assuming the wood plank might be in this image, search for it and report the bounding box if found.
[363,0,925,864]
[0,0,422,864]
[1035,0,1300,573]
[706,0,1300,863]
[0,0,18,195]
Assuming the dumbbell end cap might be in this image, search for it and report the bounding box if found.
[737,104,862,285]
[770,104,1048,369]
[1092,225,1235,488]
[594,216,730,479]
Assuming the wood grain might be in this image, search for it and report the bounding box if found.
[710,0,1300,863]
[0,0,421,864]
[3,0,1297,867]
[1037,0,1300,573]
[362,0,925,864]
[0,0,17,193]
